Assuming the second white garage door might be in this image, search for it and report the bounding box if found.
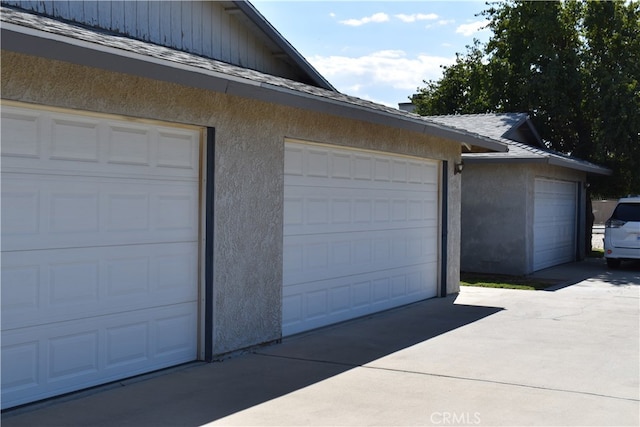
[1,104,201,409]
[533,178,578,271]
[283,141,440,336]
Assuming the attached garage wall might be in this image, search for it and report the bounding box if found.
[1,104,201,408]
[283,141,440,336]
[1,51,462,360]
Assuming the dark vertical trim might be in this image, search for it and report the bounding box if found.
[440,161,448,297]
[204,127,215,362]
[576,181,582,261]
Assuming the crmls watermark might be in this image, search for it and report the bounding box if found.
[430,411,481,425]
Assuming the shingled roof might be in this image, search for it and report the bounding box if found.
[425,113,611,175]
[1,5,508,153]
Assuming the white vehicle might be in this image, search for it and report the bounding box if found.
[604,196,640,268]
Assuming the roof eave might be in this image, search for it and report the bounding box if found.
[462,155,548,165]
[547,156,612,176]
[1,23,508,153]
[230,1,336,92]
[463,153,612,175]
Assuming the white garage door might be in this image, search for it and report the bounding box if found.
[1,104,201,409]
[533,178,577,271]
[283,141,439,336]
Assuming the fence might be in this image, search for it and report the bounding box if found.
[592,200,617,225]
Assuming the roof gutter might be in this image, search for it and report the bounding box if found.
[1,21,507,153]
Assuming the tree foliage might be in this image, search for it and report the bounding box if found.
[411,0,640,197]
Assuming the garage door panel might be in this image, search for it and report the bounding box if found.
[284,188,437,236]
[283,141,439,336]
[283,264,436,336]
[1,302,197,409]
[1,105,201,408]
[1,107,200,179]
[283,229,437,286]
[0,108,41,158]
[1,173,198,252]
[284,144,437,185]
[1,242,198,330]
[533,178,577,271]
[284,175,438,193]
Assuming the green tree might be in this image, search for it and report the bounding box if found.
[411,0,640,197]
[580,1,640,196]
[412,40,491,115]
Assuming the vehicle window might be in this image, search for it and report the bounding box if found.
[611,203,640,221]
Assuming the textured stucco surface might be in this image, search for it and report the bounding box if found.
[461,162,586,276]
[461,164,529,275]
[1,51,462,354]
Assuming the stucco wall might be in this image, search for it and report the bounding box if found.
[1,51,461,354]
[461,163,529,275]
[461,161,586,276]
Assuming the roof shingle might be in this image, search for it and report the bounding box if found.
[425,113,611,175]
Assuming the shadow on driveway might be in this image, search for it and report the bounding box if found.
[1,296,503,427]
[537,257,640,291]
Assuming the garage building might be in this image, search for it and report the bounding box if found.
[426,113,611,275]
[1,1,505,408]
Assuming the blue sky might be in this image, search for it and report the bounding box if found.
[251,1,492,108]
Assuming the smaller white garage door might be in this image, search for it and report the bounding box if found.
[283,141,440,336]
[1,104,201,409]
[533,178,577,271]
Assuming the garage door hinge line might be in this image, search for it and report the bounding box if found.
[2,240,198,253]
[0,301,197,332]
[284,262,438,286]
[285,227,436,238]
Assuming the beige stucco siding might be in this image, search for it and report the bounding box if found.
[2,51,461,354]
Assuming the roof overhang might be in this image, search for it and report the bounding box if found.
[227,1,336,91]
[1,18,508,153]
[547,156,612,175]
[463,154,612,175]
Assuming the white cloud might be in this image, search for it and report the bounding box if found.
[339,12,389,26]
[308,50,454,95]
[438,19,455,26]
[455,20,488,36]
[394,13,439,23]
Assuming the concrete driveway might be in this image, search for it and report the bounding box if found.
[2,258,638,426]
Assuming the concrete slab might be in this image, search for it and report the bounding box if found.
[2,259,638,426]
[210,364,638,426]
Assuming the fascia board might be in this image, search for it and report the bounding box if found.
[230,1,336,91]
[547,156,612,176]
[1,24,507,152]
[463,152,612,176]
[462,156,548,165]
